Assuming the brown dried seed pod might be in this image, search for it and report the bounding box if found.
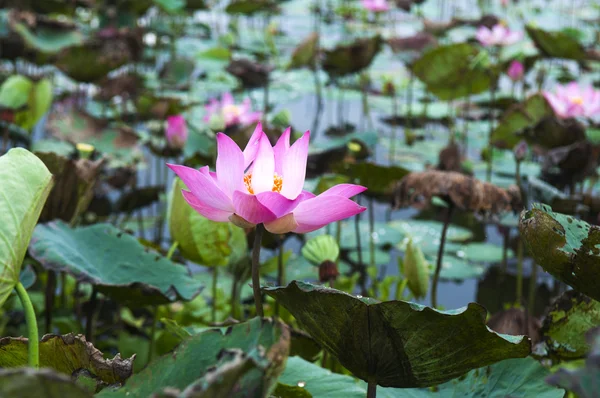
[392,170,521,216]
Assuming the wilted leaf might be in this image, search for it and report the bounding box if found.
[334,162,410,199]
[0,334,134,389]
[225,0,278,15]
[115,185,163,214]
[519,203,600,302]
[0,148,53,308]
[264,281,530,388]
[322,36,383,78]
[288,33,319,70]
[29,221,203,306]
[98,317,290,397]
[393,170,521,216]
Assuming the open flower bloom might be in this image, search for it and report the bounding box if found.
[168,124,367,234]
[166,115,188,149]
[362,0,389,12]
[476,24,522,47]
[544,82,600,119]
[507,60,524,82]
[203,92,262,128]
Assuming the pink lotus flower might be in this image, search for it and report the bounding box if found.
[507,60,524,82]
[204,92,262,128]
[544,82,600,119]
[168,123,366,233]
[476,24,522,47]
[166,115,188,149]
[362,0,389,12]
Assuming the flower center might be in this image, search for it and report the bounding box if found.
[571,96,584,105]
[244,173,283,195]
[222,104,242,118]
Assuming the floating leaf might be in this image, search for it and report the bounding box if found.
[225,0,277,15]
[459,242,513,264]
[308,221,404,249]
[526,25,586,60]
[0,148,53,308]
[519,203,600,302]
[302,235,339,265]
[12,22,83,54]
[391,220,474,247]
[322,36,383,77]
[0,334,134,390]
[29,221,203,306]
[98,317,290,397]
[167,177,247,267]
[541,290,600,359]
[412,43,495,100]
[0,368,91,398]
[264,281,530,388]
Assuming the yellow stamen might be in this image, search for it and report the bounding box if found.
[571,96,584,105]
[244,173,283,195]
[222,104,241,117]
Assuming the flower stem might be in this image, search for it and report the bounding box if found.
[15,281,39,368]
[275,234,285,317]
[252,224,265,317]
[147,305,158,363]
[212,265,219,323]
[516,238,524,306]
[367,376,377,398]
[528,263,538,315]
[431,204,454,309]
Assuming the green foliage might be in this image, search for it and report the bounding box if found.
[526,25,586,60]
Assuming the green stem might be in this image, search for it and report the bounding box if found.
[367,376,377,398]
[275,234,285,317]
[395,279,408,301]
[431,204,454,309]
[212,266,219,323]
[15,282,39,368]
[516,238,524,306]
[486,79,496,182]
[166,241,179,260]
[252,224,265,317]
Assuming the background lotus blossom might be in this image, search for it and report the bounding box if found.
[476,24,522,47]
[168,123,366,234]
[165,115,188,149]
[543,82,600,119]
[203,92,262,128]
[362,0,389,13]
[507,60,524,82]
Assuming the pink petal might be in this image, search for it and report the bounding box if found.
[543,92,568,118]
[280,130,310,200]
[167,164,234,212]
[565,82,581,97]
[232,190,277,224]
[243,123,263,169]
[251,133,275,194]
[265,213,298,234]
[274,127,291,174]
[222,92,234,106]
[240,111,263,126]
[181,190,232,222]
[321,184,367,198]
[216,133,244,196]
[256,190,306,218]
[292,195,367,233]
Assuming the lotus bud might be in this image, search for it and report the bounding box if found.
[513,140,528,162]
[507,60,524,82]
[319,260,339,283]
[166,115,188,149]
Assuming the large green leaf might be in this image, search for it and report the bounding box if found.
[0,334,134,390]
[541,290,600,359]
[12,22,83,54]
[28,221,203,306]
[322,36,383,77]
[526,25,586,60]
[0,368,92,398]
[264,281,530,388]
[167,177,247,267]
[411,43,495,100]
[277,356,563,398]
[491,94,554,149]
[333,162,410,198]
[0,148,53,308]
[98,317,290,397]
[0,75,32,109]
[519,203,600,301]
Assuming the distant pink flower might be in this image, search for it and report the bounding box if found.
[168,123,366,233]
[362,0,389,12]
[544,82,600,119]
[507,60,524,82]
[204,92,261,128]
[166,115,188,149]
[476,24,522,47]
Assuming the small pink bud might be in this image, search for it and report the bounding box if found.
[507,60,524,82]
[166,115,188,149]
